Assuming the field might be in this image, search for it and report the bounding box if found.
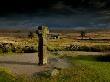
[0,28,110,82]
[0,28,110,53]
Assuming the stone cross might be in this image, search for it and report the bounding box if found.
[36,25,49,65]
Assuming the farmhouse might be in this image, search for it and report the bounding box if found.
[49,33,61,39]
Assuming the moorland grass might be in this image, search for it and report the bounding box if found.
[0,32,110,53]
[0,67,15,82]
[65,55,110,82]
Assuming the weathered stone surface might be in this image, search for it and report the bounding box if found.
[36,25,49,65]
[34,68,59,77]
[50,68,59,77]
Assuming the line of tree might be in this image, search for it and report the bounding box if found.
[80,31,86,40]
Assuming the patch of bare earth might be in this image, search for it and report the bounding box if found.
[0,53,50,75]
[0,52,71,76]
[0,51,106,76]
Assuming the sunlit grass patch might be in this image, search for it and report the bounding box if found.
[66,55,110,81]
[0,67,15,82]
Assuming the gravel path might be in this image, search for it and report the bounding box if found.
[0,53,51,75]
[0,53,69,75]
[0,53,71,76]
[0,51,101,75]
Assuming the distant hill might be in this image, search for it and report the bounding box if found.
[0,10,110,29]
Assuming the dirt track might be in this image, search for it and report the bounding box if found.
[0,51,105,75]
[0,52,71,76]
[0,53,51,75]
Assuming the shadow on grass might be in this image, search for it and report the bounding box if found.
[0,61,37,65]
[78,39,110,41]
[75,55,110,62]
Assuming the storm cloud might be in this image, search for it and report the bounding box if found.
[0,0,110,29]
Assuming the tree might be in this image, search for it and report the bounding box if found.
[28,32,34,39]
[80,31,86,39]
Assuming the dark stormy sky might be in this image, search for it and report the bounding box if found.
[0,0,110,29]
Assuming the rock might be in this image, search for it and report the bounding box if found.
[34,68,59,77]
[50,68,59,77]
